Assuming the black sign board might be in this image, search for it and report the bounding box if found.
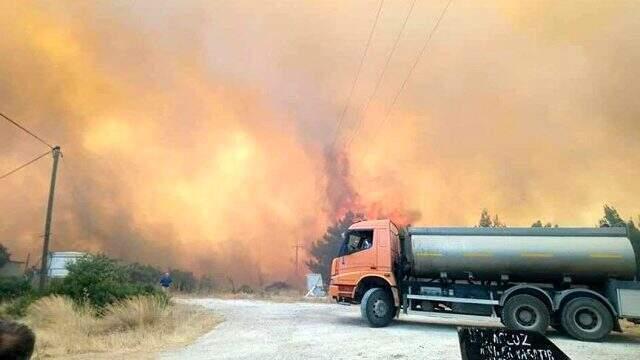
[458,327,570,360]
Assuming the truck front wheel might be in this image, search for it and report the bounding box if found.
[560,297,613,342]
[502,294,550,334]
[360,288,395,327]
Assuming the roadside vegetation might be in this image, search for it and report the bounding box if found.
[27,295,219,359]
[0,254,221,358]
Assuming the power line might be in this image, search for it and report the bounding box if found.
[329,0,385,149]
[361,0,453,151]
[0,150,52,180]
[0,112,53,149]
[343,0,417,148]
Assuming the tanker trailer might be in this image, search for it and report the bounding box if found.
[329,219,640,341]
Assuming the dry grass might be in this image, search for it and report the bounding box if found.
[25,295,222,359]
[621,319,640,336]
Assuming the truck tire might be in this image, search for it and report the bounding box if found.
[501,294,550,334]
[560,297,613,342]
[360,288,394,327]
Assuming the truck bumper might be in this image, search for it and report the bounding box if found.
[329,284,339,299]
[329,283,356,302]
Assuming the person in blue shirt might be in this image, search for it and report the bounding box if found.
[159,271,172,292]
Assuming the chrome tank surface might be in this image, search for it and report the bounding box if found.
[406,227,637,283]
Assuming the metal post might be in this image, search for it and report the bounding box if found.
[39,146,61,291]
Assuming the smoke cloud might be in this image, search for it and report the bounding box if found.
[1,1,639,282]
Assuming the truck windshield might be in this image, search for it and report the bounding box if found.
[338,230,374,257]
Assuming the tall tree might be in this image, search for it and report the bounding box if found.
[306,211,364,284]
[478,209,493,227]
[627,219,640,270]
[478,209,506,227]
[492,214,506,228]
[599,204,626,227]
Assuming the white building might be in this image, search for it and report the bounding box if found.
[47,251,87,278]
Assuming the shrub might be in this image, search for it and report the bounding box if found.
[0,277,36,319]
[54,254,159,311]
[101,295,170,331]
[27,295,90,329]
[0,293,39,319]
[126,262,162,287]
[0,277,31,301]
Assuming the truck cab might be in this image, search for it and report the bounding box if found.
[329,220,401,311]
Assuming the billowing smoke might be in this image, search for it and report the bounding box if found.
[1,1,639,282]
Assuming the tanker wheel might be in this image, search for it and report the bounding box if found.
[561,297,613,342]
[360,288,395,327]
[502,294,550,334]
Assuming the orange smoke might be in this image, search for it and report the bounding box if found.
[1,1,639,283]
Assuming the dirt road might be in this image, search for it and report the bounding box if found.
[161,298,640,360]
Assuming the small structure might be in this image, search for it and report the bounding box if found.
[305,273,326,297]
[47,252,87,278]
[0,260,25,277]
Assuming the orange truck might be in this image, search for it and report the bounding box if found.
[329,219,640,341]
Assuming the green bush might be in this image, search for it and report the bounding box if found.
[0,276,39,320]
[126,262,163,287]
[54,254,160,311]
[0,277,31,301]
[0,293,38,319]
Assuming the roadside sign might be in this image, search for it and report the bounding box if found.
[458,327,570,360]
[305,273,326,297]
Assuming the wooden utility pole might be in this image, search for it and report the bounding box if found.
[24,252,30,273]
[39,146,61,290]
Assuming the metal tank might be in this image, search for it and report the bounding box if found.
[406,227,637,283]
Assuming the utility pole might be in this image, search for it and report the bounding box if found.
[39,146,61,290]
[24,252,30,273]
[292,240,305,276]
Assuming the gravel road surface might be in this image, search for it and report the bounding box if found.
[161,298,640,360]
